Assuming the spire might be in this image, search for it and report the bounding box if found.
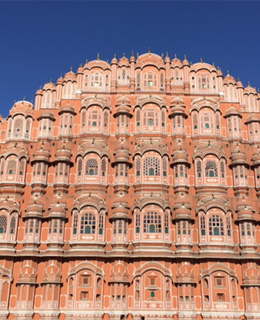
[97,53,100,60]
[200,57,203,63]
[70,66,73,72]
[131,50,134,57]
[148,47,151,53]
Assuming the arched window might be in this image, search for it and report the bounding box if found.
[101,159,106,177]
[7,160,16,175]
[81,109,86,130]
[205,161,218,177]
[136,212,140,233]
[103,110,109,131]
[209,215,224,236]
[220,161,225,179]
[0,215,7,234]
[136,108,141,127]
[91,72,103,88]
[200,216,206,236]
[143,72,157,89]
[78,158,83,177]
[143,212,162,233]
[98,214,104,235]
[143,157,160,176]
[197,161,202,178]
[10,216,16,234]
[85,159,98,176]
[13,118,23,137]
[136,157,141,177]
[199,75,210,90]
[80,213,96,234]
[73,213,78,235]
[143,107,159,129]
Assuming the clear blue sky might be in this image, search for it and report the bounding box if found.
[0,1,259,117]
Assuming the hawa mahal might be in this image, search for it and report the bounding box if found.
[0,51,260,320]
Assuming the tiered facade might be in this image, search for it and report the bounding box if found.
[0,51,260,320]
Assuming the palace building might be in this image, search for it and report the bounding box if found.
[0,51,260,320]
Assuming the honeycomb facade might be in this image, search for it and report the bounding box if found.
[0,51,260,320]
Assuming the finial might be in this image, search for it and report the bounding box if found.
[123,52,125,57]
[23,96,26,101]
[14,100,16,104]
[227,70,230,75]
[248,81,251,87]
[166,51,169,57]
[50,78,52,83]
[200,57,203,63]
[107,59,109,63]
[184,54,187,59]
[175,53,177,59]
[85,59,89,64]
[161,53,164,59]
[70,66,73,72]
[97,53,100,60]
[148,47,151,53]
[137,52,139,58]
[190,61,193,66]
[131,50,134,57]
[212,62,215,67]
[80,63,83,67]
[60,73,63,78]
[114,53,117,59]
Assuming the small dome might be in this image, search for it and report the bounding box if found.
[224,73,236,84]
[43,81,56,90]
[170,96,185,107]
[252,146,260,166]
[224,106,241,118]
[77,65,84,74]
[57,75,63,85]
[9,100,34,117]
[38,110,55,121]
[174,198,192,220]
[26,198,44,217]
[230,145,247,164]
[244,85,257,94]
[245,114,260,124]
[55,143,72,162]
[33,145,50,162]
[64,69,76,81]
[182,56,189,66]
[111,55,118,64]
[35,88,43,95]
[172,54,182,67]
[217,68,223,77]
[58,103,76,115]
[111,197,130,220]
[164,53,170,64]
[118,55,129,66]
[116,95,131,106]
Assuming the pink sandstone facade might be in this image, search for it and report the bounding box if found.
[0,51,260,320]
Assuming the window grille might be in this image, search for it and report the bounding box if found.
[78,158,82,176]
[81,110,86,128]
[209,215,224,236]
[220,161,225,179]
[163,157,167,177]
[136,157,141,176]
[0,215,7,234]
[73,213,78,234]
[226,216,231,236]
[104,110,109,128]
[197,161,202,178]
[98,214,104,235]
[205,161,218,177]
[193,112,198,129]
[143,157,160,176]
[143,211,162,233]
[165,212,169,233]
[85,159,98,175]
[101,159,106,177]
[200,216,206,235]
[136,108,141,127]
[91,72,103,88]
[80,213,96,234]
[136,213,140,233]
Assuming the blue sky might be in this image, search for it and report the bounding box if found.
[0,1,259,117]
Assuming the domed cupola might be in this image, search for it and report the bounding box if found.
[113,140,131,165]
[230,145,247,165]
[55,142,72,163]
[172,54,183,68]
[25,198,44,218]
[32,144,50,163]
[169,97,187,137]
[114,96,132,135]
[64,68,77,82]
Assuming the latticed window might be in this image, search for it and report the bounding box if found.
[104,110,109,129]
[10,216,16,234]
[0,159,4,175]
[14,118,23,137]
[19,160,25,176]
[216,113,220,130]
[91,72,103,87]
[200,216,206,236]
[88,110,101,127]
[163,158,167,177]
[220,161,225,179]
[78,159,83,176]
[196,161,202,178]
[0,215,7,234]
[205,161,218,177]
[136,157,141,176]
[136,73,141,89]
[81,110,86,128]
[144,72,157,87]
[7,160,16,175]
[80,213,96,234]
[143,157,160,176]
[241,223,245,236]
[73,213,78,234]
[136,108,141,127]
[85,159,98,175]
[247,223,252,236]
[136,213,140,233]
[209,215,224,236]
[161,109,166,127]
[98,214,104,235]
[160,73,164,88]
[203,112,212,129]
[101,159,106,177]
[226,216,231,236]
[143,212,162,233]
[143,108,159,127]
[25,118,31,135]
[199,75,209,89]
[193,113,198,130]
[165,212,169,234]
